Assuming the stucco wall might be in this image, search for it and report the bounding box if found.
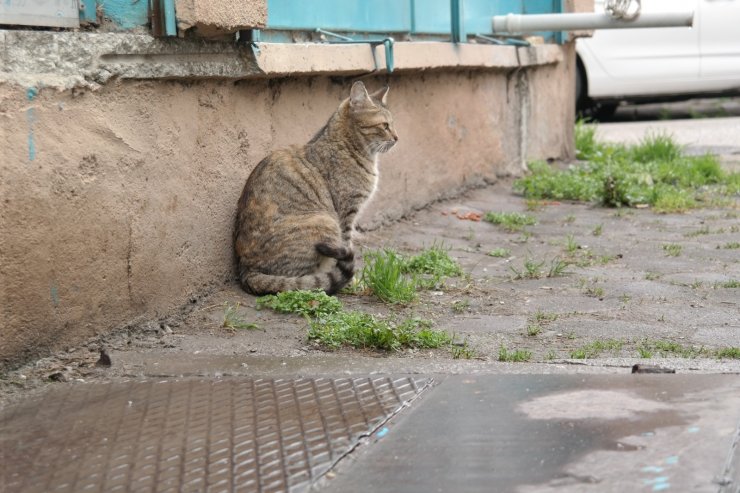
[0,48,574,369]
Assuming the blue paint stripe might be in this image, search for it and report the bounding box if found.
[163,0,177,36]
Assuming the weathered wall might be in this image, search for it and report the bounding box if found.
[0,50,574,368]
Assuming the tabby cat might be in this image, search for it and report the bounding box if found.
[234,81,398,295]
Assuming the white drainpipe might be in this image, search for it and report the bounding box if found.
[492,12,693,35]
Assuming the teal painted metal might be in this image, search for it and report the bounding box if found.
[162,0,177,35]
[265,0,562,42]
[314,29,395,73]
[450,0,464,42]
[79,0,97,24]
[78,0,148,29]
[268,0,412,33]
[73,0,562,42]
[101,0,149,29]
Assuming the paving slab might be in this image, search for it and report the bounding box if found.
[322,374,740,493]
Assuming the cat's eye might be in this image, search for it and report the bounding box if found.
[382,123,390,130]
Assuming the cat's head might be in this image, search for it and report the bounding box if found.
[347,81,398,155]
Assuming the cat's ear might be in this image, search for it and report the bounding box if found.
[370,86,389,106]
[349,81,374,109]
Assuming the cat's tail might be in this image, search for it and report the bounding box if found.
[239,244,354,295]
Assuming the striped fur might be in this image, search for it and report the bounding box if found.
[234,81,398,295]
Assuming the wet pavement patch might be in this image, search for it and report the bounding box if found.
[0,376,431,493]
[322,374,740,493]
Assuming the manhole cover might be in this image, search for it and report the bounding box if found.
[1,376,432,493]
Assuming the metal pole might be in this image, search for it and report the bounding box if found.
[451,0,465,43]
[492,11,693,35]
[162,0,177,36]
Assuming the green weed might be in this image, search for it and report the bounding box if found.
[452,299,471,313]
[308,312,451,351]
[637,339,708,358]
[684,226,711,238]
[515,128,739,212]
[510,258,545,280]
[256,290,342,317]
[548,258,569,277]
[592,224,603,236]
[574,118,599,160]
[403,243,463,288]
[361,250,418,304]
[510,257,568,280]
[565,234,578,254]
[722,242,740,249]
[716,347,740,359]
[570,339,624,359]
[484,211,537,232]
[359,245,464,301]
[637,346,653,358]
[599,254,616,265]
[222,302,259,330]
[662,244,682,257]
[584,285,605,298]
[715,280,740,288]
[533,310,558,324]
[645,272,662,281]
[498,346,533,362]
[526,324,542,337]
[487,248,511,258]
[451,339,477,359]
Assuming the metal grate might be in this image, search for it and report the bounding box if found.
[1,377,431,493]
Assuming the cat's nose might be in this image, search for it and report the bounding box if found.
[391,130,399,142]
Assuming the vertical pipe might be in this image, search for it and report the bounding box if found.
[410,0,416,34]
[162,0,177,36]
[450,0,464,43]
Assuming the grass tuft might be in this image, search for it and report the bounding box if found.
[487,248,511,258]
[484,212,537,232]
[222,302,259,330]
[570,339,623,359]
[662,243,683,257]
[359,245,464,303]
[451,339,477,359]
[715,280,740,288]
[526,324,542,337]
[510,257,569,280]
[256,290,342,317]
[514,124,739,212]
[716,347,740,359]
[637,339,708,358]
[361,250,418,304]
[452,299,470,313]
[403,243,463,288]
[498,346,532,362]
[308,312,451,351]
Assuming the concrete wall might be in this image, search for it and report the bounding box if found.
[0,45,575,369]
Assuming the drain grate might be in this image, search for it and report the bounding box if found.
[1,376,431,493]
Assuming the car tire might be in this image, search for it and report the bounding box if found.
[592,102,618,120]
[575,59,589,115]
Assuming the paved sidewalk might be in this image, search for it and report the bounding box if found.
[323,374,740,493]
[2,114,739,492]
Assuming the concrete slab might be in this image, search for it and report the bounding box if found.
[322,374,740,493]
